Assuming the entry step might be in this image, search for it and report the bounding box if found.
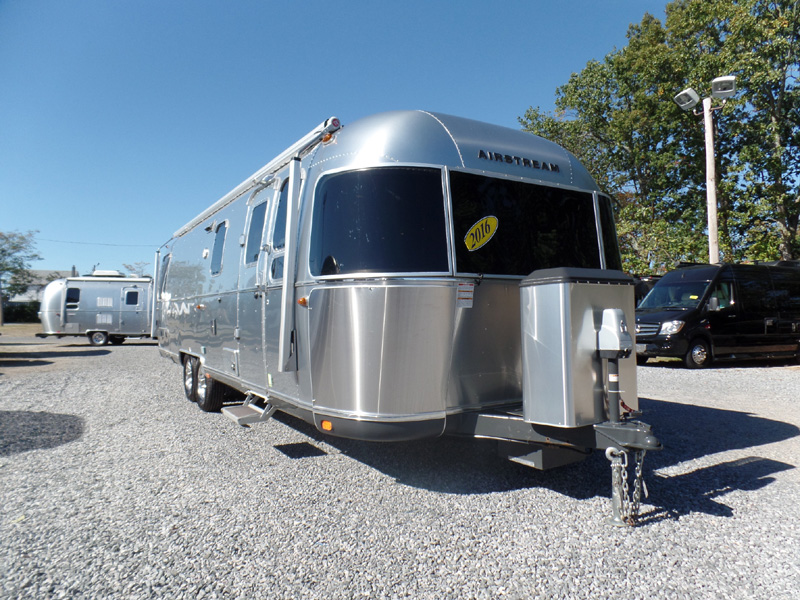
[221,402,276,426]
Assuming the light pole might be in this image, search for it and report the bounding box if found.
[673,76,736,265]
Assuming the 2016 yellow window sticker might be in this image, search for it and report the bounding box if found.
[465,216,498,251]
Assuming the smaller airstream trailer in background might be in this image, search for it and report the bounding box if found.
[155,111,660,525]
[38,270,154,346]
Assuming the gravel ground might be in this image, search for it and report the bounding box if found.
[1,333,799,599]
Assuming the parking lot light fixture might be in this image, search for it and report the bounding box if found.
[673,76,736,265]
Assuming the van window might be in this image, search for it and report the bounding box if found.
[310,167,448,276]
[451,171,601,276]
[210,221,227,276]
[736,269,775,314]
[245,201,268,264]
[710,281,734,309]
[769,269,800,314]
[66,287,80,309]
[125,291,139,306]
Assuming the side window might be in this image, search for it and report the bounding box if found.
[125,291,139,306]
[770,270,800,313]
[273,180,289,250]
[210,221,227,276]
[736,269,774,314]
[159,253,171,295]
[66,287,80,309]
[245,200,268,265]
[710,281,734,310]
[269,179,289,282]
[597,195,623,271]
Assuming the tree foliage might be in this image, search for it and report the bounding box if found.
[123,262,151,277]
[0,230,42,325]
[520,0,800,274]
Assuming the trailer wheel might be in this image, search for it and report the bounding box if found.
[182,356,198,402]
[684,339,711,369]
[195,368,224,412]
[109,335,125,345]
[88,331,108,346]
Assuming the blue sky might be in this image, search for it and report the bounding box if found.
[1,0,669,275]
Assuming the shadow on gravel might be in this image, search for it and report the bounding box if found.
[0,411,85,456]
[270,397,798,522]
[642,357,800,370]
[0,348,111,370]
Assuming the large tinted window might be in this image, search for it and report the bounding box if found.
[451,172,601,276]
[736,267,775,314]
[770,269,800,314]
[310,167,448,276]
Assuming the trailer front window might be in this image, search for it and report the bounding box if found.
[310,167,448,276]
[451,172,601,276]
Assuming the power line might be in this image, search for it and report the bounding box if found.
[38,238,157,248]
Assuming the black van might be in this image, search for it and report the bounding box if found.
[635,263,800,368]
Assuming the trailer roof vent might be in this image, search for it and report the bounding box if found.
[91,270,125,277]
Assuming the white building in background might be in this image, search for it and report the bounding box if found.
[8,267,79,304]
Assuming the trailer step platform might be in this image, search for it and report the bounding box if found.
[221,393,276,427]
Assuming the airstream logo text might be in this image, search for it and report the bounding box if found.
[167,301,192,317]
[478,150,560,172]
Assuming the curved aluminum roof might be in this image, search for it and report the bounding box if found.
[310,110,598,190]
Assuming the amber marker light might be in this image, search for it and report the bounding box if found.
[321,420,333,431]
[297,296,309,307]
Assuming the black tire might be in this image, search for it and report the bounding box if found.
[636,355,649,366]
[88,331,108,346]
[684,339,711,369]
[195,368,225,412]
[182,356,198,402]
[109,336,125,345]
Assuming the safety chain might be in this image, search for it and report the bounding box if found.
[630,450,647,520]
[606,448,648,526]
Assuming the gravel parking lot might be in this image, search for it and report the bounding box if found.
[1,329,799,599]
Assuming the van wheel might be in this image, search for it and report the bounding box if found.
[684,339,711,368]
[182,356,198,402]
[195,368,224,412]
[89,331,108,346]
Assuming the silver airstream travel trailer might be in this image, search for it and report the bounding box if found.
[156,111,660,525]
[38,271,154,345]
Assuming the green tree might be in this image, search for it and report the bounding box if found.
[123,262,151,277]
[0,230,42,326]
[520,0,800,272]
